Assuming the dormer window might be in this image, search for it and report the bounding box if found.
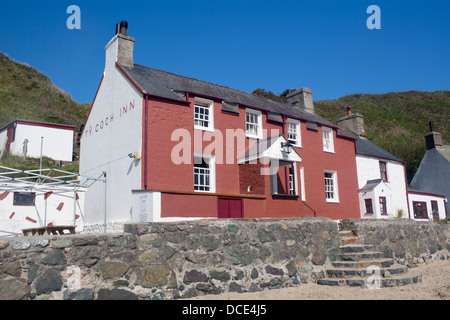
[245,109,262,139]
[322,127,334,153]
[194,97,214,132]
[287,119,301,147]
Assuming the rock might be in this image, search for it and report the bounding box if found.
[51,239,73,249]
[74,288,94,300]
[97,288,138,300]
[250,268,259,279]
[258,228,276,243]
[201,236,220,251]
[10,240,31,250]
[0,279,31,300]
[42,250,67,266]
[27,264,39,284]
[101,261,130,279]
[265,265,284,276]
[2,260,22,277]
[228,282,243,293]
[0,241,9,250]
[227,224,239,233]
[209,270,230,282]
[136,265,177,288]
[183,270,208,284]
[34,268,63,295]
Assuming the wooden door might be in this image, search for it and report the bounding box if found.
[218,197,243,218]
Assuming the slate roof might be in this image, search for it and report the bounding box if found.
[343,129,402,162]
[121,63,342,130]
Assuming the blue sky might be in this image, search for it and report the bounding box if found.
[1,0,449,104]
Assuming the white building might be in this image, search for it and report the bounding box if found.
[0,182,85,238]
[407,190,447,221]
[337,110,409,219]
[0,120,75,162]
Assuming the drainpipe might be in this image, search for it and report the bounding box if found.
[143,94,149,189]
[302,201,317,217]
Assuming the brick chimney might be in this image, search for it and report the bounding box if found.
[105,20,135,70]
[286,88,314,113]
[424,121,442,150]
[336,106,366,137]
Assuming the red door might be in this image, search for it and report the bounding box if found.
[218,197,243,218]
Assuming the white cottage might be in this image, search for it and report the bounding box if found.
[337,109,409,219]
[0,120,75,162]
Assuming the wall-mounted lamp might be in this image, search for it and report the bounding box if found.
[281,142,293,154]
[128,151,141,160]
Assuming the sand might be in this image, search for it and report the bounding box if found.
[189,259,450,300]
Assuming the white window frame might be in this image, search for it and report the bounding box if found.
[193,153,216,193]
[245,108,262,139]
[300,166,306,201]
[287,119,301,147]
[322,127,334,153]
[324,170,339,203]
[194,97,214,132]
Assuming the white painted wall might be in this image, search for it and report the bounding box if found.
[408,192,447,221]
[0,185,84,238]
[356,155,409,219]
[10,124,74,161]
[79,34,143,233]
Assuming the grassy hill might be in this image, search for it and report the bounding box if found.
[314,91,450,182]
[0,52,89,129]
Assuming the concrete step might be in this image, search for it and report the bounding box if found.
[338,251,383,261]
[326,265,409,279]
[339,236,359,246]
[339,244,374,254]
[332,258,395,269]
[317,272,422,288]
[339,230,354,238]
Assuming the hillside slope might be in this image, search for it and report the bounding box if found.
[0,53,89,129]
[314,91,450,182]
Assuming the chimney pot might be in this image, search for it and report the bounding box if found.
[424,121,442,150]
[347,106,352,115]
[120,20,128,35]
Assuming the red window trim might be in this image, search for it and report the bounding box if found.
[412,201,428,219]
[364,198,374,214]
[379,196,388,215]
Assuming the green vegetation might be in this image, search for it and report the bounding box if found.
[253,89,450,183]
[0,53,90,129]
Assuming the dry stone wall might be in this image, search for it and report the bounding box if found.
[0,217,448,300]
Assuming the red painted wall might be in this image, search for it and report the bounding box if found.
[142,94,360,220]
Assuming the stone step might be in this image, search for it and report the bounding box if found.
[332,258,395,269]
[339,236,359,246]
[326,265,409,279]
[339,230,354,238]
[339,244,374,254]
[338,251,383,261]
[317,272,422,288]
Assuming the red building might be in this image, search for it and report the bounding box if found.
[80,21,360,231]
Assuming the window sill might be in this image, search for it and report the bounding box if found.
[323,150,335,154]
[271,194,299,200]
[246,135,262,140]
[326,199,340,204]
[194,126,215,133]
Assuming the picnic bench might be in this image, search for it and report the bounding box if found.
[21,225,76,236]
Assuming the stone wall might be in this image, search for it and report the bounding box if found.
[340,219,450,266]
[0,217,448,300]
[0,217,339,300]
